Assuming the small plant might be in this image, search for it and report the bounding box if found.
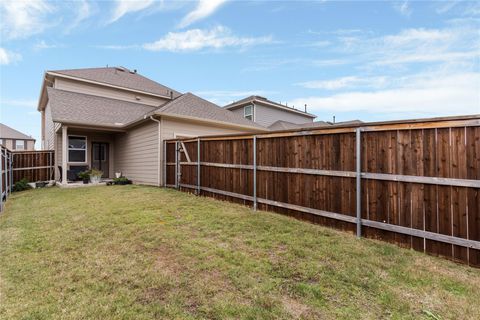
[89,169,103,183]
[78,171,90,184]
[13,179,32,192]
[113,176,132,185]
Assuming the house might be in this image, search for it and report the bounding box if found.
[38,66,267,186]
[223,95,317,128]
[0,123,36,151]
[268,119,364,131]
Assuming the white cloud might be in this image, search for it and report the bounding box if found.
[108,0,155,23]
[393,1,412,17]
[0,0,55,39]
[178,0,227,28]
[1,98,36,108]
[33,40,64,51]
[296,76,388,90]
[143,26,273,52]
[0,48,22,65]
[289,72,480,116]
[66,0,92,32]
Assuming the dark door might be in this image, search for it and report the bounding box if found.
[91,142,109,178]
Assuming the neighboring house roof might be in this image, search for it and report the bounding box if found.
[154,93,267,130]
[48,67,181,98]
[0,123,35,141]
[224,95,317,119]
[268,119,363,131]
[47,88,157,128]
[268,120,331,131]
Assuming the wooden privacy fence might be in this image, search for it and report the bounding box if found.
[165,115,480,267]
[12,150,55,184]
[1,145,13,212]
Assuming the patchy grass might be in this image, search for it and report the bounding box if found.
[1,186,479,319]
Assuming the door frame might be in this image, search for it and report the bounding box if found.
[91,142,109,178]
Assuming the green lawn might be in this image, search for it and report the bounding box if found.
[1,186,479,319]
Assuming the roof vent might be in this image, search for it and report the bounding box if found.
[114,122,124,126]
[135,96,141,100]
[115,67,126,72]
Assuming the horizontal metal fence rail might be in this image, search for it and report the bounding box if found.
[165,115,480,267]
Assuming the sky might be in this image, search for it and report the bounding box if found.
[0,0,479,148]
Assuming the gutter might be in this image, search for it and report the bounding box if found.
[148,115,162,187]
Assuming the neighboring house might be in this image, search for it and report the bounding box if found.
[224,95,317,127]
[38,66,267,186]
[268,119,364,131]
[0,123,35,151]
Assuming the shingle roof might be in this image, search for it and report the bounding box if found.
[47,88,157,127]
[268,120,331,131]
[49,67,181,98]
[0,123,35,140]
[155,93,266,130]
[224,95,317,118]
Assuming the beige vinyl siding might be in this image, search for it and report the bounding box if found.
[228,103,314,127]
[254,104,314,127]
[26,141,35,150]
[44,102,55,150]
[54,78,169,107]
[161,118,247,140]
[114,121,159,186]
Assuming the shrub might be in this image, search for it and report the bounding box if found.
[113,177,132,185]
[13,179,32,192]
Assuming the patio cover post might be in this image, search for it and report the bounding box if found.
[62,125,68,185]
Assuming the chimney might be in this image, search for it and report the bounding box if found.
[304,104,307,113]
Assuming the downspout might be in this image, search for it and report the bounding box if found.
[148,115,162,187]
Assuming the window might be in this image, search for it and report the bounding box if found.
[68,136,86,162]
[244,105,253,121]
[15,140,25,150]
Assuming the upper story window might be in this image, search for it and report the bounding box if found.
[15,140,25,150]
[68,136,87,162]
[244,105,253,121]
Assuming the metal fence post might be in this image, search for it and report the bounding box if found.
[197,138,201,195]
[175,141,179,189]
[356,128,362,238]
[163,140,167,187]
[253,136,257,211]
[0,148,4,212]
[9,152,13,193]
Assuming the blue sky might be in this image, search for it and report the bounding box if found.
[1,0,479,147]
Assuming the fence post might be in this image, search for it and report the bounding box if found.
[253,136,257,211]
[175,141,179,189]
[197,138,201,195]
[163,140,167,187]
[356,128,362,238]
[0,148,4,212]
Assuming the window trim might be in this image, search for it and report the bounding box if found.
[68,135,88,163]
[15,140,25,150]
[244,105,254,121]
